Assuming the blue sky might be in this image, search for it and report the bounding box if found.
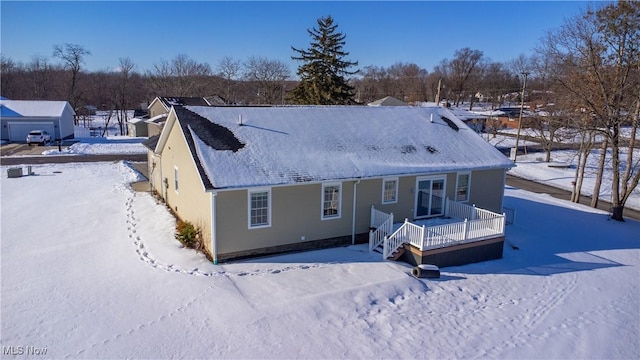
[1,1,597,76]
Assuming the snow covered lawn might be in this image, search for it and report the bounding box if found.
[509,148,640,211]
[1,162,638,359]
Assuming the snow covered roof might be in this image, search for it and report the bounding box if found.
[367,96,408,106]
[156,97,210,109]
[447,107,488,121]
[171,105,514,190]
[128,117,147,124]
[144,114,168,124]
[0,100,74,117]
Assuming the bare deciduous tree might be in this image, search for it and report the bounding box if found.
[148,54,212,96]
[217,56,242,104]
[243,56,290,104]
[26,55,51,99]
[437,48,485,106]
[537,1,640,220]
[53,43,91,109]
[114,57,136,135]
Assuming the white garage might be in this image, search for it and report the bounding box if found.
[7,122,56,142]
[0,100,76,142]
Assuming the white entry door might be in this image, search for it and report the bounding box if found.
[415,176,446,219]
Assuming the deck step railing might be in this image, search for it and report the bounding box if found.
[369,206,393,251]
[371,200,506,260]
[383,219,424,259]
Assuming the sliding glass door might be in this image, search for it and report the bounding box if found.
[415,176,446,218]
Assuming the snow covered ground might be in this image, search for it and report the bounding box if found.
[41,136,147,156]
[1,162,638,359]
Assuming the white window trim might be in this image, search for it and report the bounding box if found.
[381,177,399,204]
[247,187,272,229]
[321,182,342,220]
[174,166,179,193]
[455,172,471,203]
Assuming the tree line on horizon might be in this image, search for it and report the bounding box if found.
[0,1,638,221]
[2,22,537,111]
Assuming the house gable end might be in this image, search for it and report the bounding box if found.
[163,106,244,190]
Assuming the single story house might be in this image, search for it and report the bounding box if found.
[148,97,211,118]
[147,105,514,265]
[146,97,211,137]
[0,99,75,142]
[367,96,408,106]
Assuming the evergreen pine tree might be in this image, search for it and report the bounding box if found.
[289,16,358,105]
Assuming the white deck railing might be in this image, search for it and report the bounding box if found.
[369,206,394,251]
[417,215,505,250]
[373,199,506,260]
[383,219,424,259]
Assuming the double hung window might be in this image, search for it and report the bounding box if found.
[248,188,271,228]
[322,183,342,219]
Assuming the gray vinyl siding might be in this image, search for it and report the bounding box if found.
[214,168,506,256]
[468,168,506,213]
[216,182,355,255]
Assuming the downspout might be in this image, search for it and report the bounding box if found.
[352,179,361,245]
[210,192,218,265]
[500,169,507,212]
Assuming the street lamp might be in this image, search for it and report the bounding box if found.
[513,71,529,163]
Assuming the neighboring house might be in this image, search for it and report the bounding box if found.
[204,95,227,106]
[447,107,488,133]
[127,117,149,137]
[367,96,408,106]
[147,105,514,265]
[147,97,211,118]
[145,114,168,137]
[146,97,211,137]
[0,99,75,142]
[494,107,535,129]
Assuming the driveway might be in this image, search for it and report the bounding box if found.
[0,141,147,165]
[0,142,68,156]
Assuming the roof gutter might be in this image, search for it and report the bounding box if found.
[204,165,513,193]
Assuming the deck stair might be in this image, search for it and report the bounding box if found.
[369,199,506,261]
[372,242,405,260]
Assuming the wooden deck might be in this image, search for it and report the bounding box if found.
[370,200,506,267]
[401,235,505,268]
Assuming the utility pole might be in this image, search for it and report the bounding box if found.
[435,78,442,106]
[513,72,529,163]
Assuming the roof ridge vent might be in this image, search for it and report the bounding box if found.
[440,115,459,131]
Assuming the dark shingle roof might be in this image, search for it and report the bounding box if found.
[174,106,244,189]
[142,135,160,150]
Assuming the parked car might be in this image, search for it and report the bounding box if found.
[26,130,51,146]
